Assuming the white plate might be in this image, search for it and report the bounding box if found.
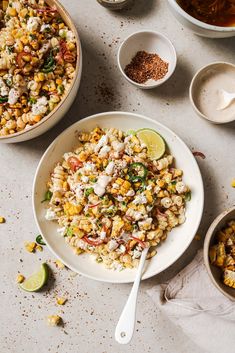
[33,112,204,283]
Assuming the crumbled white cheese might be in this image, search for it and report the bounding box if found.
[31,96,48,116]
[117,195,124,202]
[112,140,125,152]
[8,88,21,105]
[105,161,115,175]
[112,183,119,189]
[132,249,142,259]
[119,244,126,253]
[45,209,57,220]
[75,184,84,199]
[0,78,9,96]
[27,17,40,32]
[126,189,135,197]
[138,218,152,229]
[108,239,119,251]
[94,135,108,153]
[94,175,111,197]
[40,24,51,32]
[81,176,89,183]
[83,162,96,173]
[99,145,111,158]
[133,194,147,205]
[100,231,106,240]
[57,227,66,236]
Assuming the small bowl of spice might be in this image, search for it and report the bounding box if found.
[117,30,177,89]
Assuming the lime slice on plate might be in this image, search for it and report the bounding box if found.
[20,263,49,292]
[136,128,165,160]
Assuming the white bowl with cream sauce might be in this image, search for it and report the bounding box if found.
[190,62,235,124]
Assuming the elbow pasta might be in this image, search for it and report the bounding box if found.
[0,0,77,137]
[44,127,191,271]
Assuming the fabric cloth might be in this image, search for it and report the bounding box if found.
[147,250,235,353]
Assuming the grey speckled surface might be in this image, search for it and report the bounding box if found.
[1,1,235,352]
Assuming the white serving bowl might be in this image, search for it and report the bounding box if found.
[117,30,177,89]
[0,0,82,143]
[168,0,235,38]
[204,207,235,301]
[33,112,204,283]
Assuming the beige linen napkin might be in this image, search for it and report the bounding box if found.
[147,250,235,353]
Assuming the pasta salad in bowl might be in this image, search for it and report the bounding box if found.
[33,112,204,283]
[0,0,81,143]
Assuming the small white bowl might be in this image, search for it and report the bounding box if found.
[204,207,235,301]
[189,62,235,124]
[168,0,235,38]
[117,30,177,89]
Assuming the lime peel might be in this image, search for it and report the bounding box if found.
[136,128,166,160]
[19,263,49,292]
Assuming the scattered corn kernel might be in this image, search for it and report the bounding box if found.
[0,216,6,223]
[25,241,37,253]
[56,297,67,305]
[47,315,61,327]
[16,274,25,283]
[36,245,43,252]
[54,259,65,269]
[231,179,235,188]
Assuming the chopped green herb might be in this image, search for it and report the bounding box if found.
[85,187,94,197]
[122,201,127,206]
[29,34,37,40]
[57,84,65,95]
[90,177,97,183]
[0,96,8,104]
[171,180,177,185]
[36,235,46,246]
[7,45,14,53]
[29,97,37,105]
[66,227,73,237]
[185,191,191,201]
[41,190,53,203]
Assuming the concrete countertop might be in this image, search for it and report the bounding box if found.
[1,1,235,352]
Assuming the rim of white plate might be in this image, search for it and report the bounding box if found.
[33,111,204,283]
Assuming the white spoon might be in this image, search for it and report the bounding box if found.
[115,247,149,345]
[217,89,235,111]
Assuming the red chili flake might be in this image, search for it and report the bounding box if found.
[193,151,206,159]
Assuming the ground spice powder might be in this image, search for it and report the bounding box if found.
[124,50,169,84]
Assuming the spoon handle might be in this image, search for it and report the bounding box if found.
[115,247,149,344]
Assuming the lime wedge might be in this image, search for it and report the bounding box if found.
[136,128,166,160]
[20,263,49,292]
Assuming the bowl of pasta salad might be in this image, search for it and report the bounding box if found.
[0,0,81,143]
[33,111,204,283]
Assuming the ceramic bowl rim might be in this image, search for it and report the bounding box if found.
[168,0,235,32]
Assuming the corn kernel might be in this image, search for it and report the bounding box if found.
[56,78,62,85]
[36,245,43,252]
[25,241,37,253]
[231,179,235,188]
[19,8,28,18]
[56,297,67,305]
[47,315,61,327]
[16,274,25,283]
[33,115,42,123]
[0,216,6,223]
[67,42,75,50]
[59,23,65,29]
[55,260,65,269]
[8,7,17,16]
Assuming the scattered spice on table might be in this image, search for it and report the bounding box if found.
[124,50,169,84]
